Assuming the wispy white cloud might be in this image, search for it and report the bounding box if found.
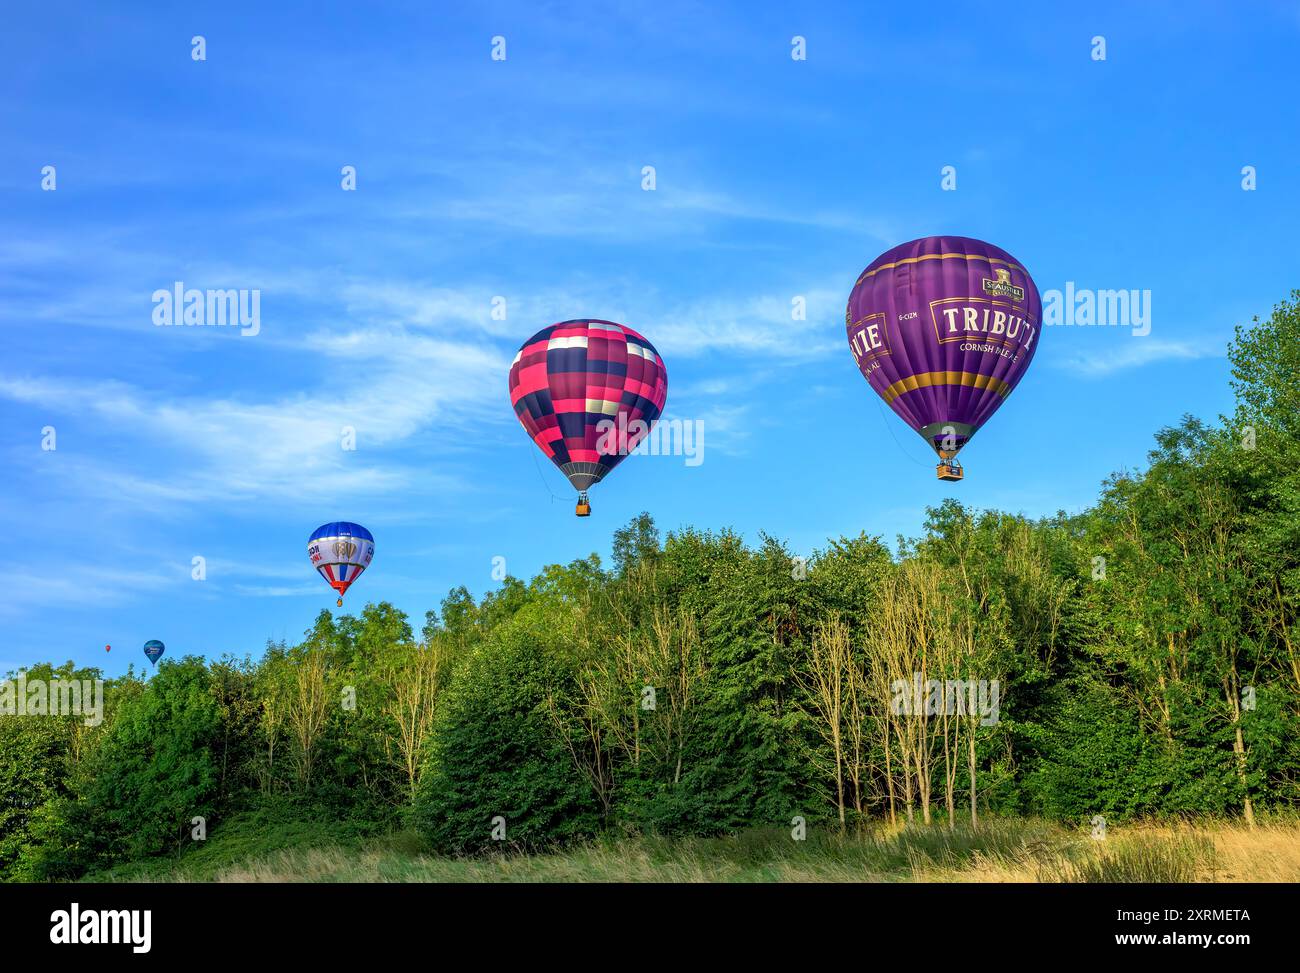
[434,170,897,243]
[0,562,182,617]
[646,286,845,359]
[204,559,307,582]
[232,583,327,598]
[1052,335,1223,377]
[0,325,501,507]
[690,404,752,457]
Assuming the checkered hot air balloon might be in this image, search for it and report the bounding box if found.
[846,236,1042,481]
[509,319,668,516]
[307,522,374,607]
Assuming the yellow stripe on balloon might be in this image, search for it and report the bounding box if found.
[880,371,1012,404]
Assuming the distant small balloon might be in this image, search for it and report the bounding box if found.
[105,644,111,652]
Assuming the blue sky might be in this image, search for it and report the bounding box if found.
[3,1,1298,674]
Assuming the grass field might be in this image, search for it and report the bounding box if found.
[86,815,1300,883]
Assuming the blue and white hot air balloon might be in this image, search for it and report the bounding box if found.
[307,522,375,607]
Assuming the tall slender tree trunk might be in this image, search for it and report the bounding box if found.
[902,746,916,824]
[942,706,955,829]
[884,732,897,826]
[968,726,978,827]
[1225,667,1255,827]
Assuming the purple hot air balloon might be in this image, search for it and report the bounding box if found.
[846,235,1042,480]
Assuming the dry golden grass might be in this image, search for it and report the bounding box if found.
[131,818,1300,883]
[1030,820,1300,883]
[1182,820,1300,882]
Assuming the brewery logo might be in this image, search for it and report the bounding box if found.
[982,268,1025,302]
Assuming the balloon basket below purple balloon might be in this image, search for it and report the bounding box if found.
[936,461,964,482]
[575,492,591,517]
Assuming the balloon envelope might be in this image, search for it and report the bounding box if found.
[308,522,374,601]
[509,319,668,493]
[143,639,165,665]
[846,236,1041,458]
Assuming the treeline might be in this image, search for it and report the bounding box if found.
[2,294,1298,877]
